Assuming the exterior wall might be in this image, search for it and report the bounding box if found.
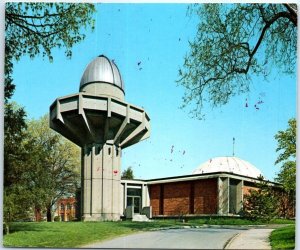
[149,185,161,216]
[149,178,218,216]
[163,182,190,215]
[194,179,218,214]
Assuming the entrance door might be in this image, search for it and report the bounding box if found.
[127,196,141,214]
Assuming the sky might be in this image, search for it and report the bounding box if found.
[10,3,296,181]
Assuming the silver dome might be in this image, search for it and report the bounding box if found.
[80,55,124,93]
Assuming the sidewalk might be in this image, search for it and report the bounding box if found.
[225,228,274,249]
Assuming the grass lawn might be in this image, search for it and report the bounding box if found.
[269,225,295,250]
[3,220,177,248]
[175,217,295,226]
[3,218,295,248]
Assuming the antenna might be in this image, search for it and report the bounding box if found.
[233,137,235,156]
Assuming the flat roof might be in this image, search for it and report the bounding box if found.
[121,171,279,186]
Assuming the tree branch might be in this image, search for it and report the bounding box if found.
[235,10,297,74]
[283,4,297,26]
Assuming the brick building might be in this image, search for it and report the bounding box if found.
[120,156,279,218]
[56,197,77,221]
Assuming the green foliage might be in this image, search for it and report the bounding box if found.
[243,177,278,222]
[4,114,80,222]
[274,118,296,218]
[121,166,134,180]
[275,118,296,165]
[276,161,296,193]
[178,4,297,118]
[270,225,295,249]
[275,118,296,193]
[25,115,81,220]
[5,2,95,100]
[4,3,95,222]
[4,102,27,187]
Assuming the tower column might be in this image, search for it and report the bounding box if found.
[81,143,121,221]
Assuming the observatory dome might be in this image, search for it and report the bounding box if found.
[79,55,125,100]
[192,156,262,179]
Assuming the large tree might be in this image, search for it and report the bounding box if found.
[274,118,296,217]
[4,3,95,222]
[3,102,32,223]
[4,115,80,222]
[178,4,297,119]
[5,2,95,100]
[26,115,81,222]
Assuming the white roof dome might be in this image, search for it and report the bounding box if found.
[192,156,262,179]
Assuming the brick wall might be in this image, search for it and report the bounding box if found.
[163,182,190,215]
[149,185,161,216]
[150,178,218,216]
[194,179,218,214]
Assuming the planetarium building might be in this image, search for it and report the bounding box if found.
[121,156,269,219]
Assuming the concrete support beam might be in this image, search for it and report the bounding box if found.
[236,180,243,214]
[142,184,150,208]
[218,177,229,215]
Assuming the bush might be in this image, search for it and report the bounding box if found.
[243,177,279,222]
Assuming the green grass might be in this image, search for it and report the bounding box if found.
[171,216,295,226]
[270,225,295,249]
[3,221,177,248]
[3,218,295,248]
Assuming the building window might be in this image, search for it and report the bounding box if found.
[60,204,64,210]
[127,188,142,196]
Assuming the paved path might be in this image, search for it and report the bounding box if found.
[82,228,244,249]
[225,228,274,249]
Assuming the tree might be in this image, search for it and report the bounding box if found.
[3,103,39,223]
[274,118,296,217]
[121,167,134,180]
[4,3,95,223]
[25,115,81,222]
[3,115,81,222]
[4,102,27,188]
[5,2,95,100]
[178,4,297,119]
[243,176,278,222]
[275,118,296,165]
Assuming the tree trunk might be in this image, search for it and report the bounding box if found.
[34,207,41,221]
[47,207,52,222]
[3,222,9,235]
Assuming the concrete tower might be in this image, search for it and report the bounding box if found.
[50,55,150,221]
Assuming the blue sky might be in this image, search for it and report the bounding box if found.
[11,3,296,181]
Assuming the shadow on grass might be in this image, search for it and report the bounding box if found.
[8,222,65,234]
[115,221,179,231]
